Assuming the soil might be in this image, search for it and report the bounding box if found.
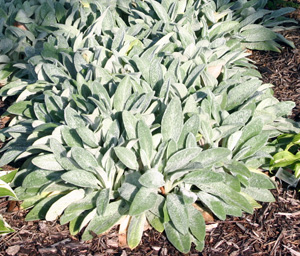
[0,27,300,256]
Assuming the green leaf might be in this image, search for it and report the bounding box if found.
[164,221,191,253]
[177,115,200,149]
[76,127,99,148]
[237,118,264,149]
[0,215,14,234]
[25,194,64,221]
[209,21,239,38]
[241,25,277,42]
[242,41,281,52]
[60,192,97,225]
[150,0,170,23]
[222,109,252,125]
[49,139,78,170]
[199,183,253,214]
[164,148,202,173]
[82,200,129,241]
[32,154,64,171]
[61,126,83,147]
[46,189,85,221]
[161,97,183,142]
[127,214,146,249]
[137,120,153,161]
[183,169,224,185]
[197,192,226,220]
[71,147,99,170]
[248,172,275,189]
[61,170,100,189]
[241,187,275,202]
[226,79,261,110]
[69,209,96,236]
[129,187,158,216]
[271,151,297,168]
[0,180,17,199]
[15,9,33,23]
[96,188,110,216]
[7,101,31,116]
[138,169,165,188]
[113,76,132,111]
[187,205,206,242]
[240,132,269,158]
[64,107,85,129]
[114,147,139,170]
[193,148,231,168]
[22,170,64,188]
[146,211,164,232]
[166,194,189,235]
[0,149,25,167]
[123,111,138,139]
[0,169,17,183]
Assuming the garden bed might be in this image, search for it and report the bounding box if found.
[0,28,299,256]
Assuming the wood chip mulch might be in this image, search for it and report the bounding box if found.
[0,29,300,256]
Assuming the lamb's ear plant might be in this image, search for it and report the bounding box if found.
[0,0,300,253]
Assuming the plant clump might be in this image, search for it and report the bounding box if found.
[0,0,299,253]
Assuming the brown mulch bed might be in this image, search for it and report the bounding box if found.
[0,30,300,256]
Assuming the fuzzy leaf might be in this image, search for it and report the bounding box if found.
[71,147,99,170]
[161,97,183,142]
[114,147,139,170]
[76,127,98,148]
[64,107,85,129]
[197,192,226,220]
[82,200,129,241]
[96,188,110,215]
[32,154,64,171]
[129,187,158,216]
[45,189,85,221]
[164,221,191,254]
[241,187,275,202]
[61,170,99,189]
[138,169,165,188]
[187,205,206,242]
[183,170,224,186]
[113,76,132,111]
[127,214,146,249]
[164,148,202,173]
[241,26,277,42]
[22,170,64,188]
[193,148,231,168]
[166,194,189,235]
[137,120,153,161]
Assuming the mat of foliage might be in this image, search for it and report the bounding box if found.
[0,183,299,256]
[0,28,300,256]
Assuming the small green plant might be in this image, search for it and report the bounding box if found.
[270,133,300,178]
[0,169,18,235]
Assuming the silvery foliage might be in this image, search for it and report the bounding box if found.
[0,0,299,253]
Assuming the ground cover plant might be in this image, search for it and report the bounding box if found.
[0,0,299,253]
[270,133,300,180]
